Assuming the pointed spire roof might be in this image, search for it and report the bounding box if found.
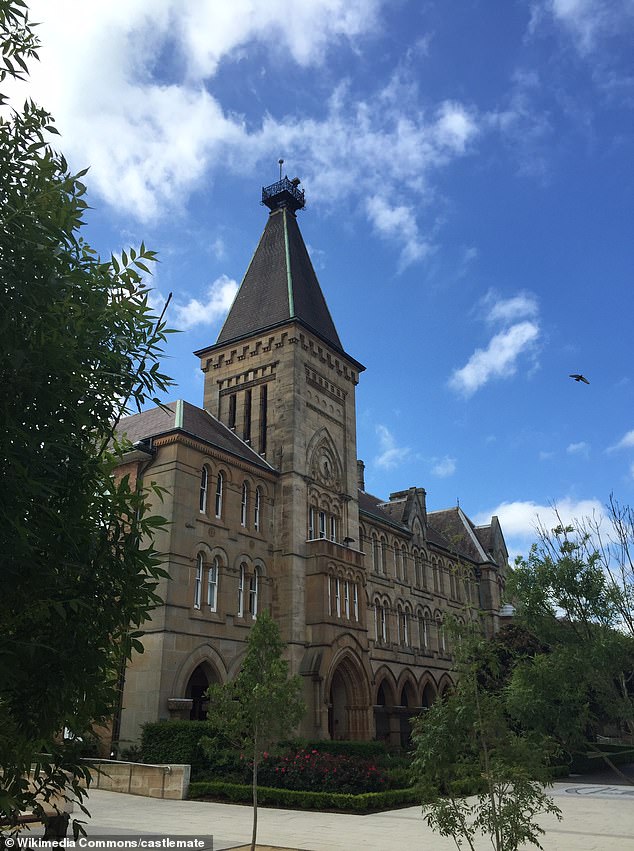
[213,179,345,355]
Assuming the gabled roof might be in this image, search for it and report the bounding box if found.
[117,400,275,472]
[427,507,493,564]
[358,490,409,533]
[215,206,344,353]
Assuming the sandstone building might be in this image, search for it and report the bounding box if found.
[115,176,508,750]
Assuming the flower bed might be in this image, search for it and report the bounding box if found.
[254,748,386,794]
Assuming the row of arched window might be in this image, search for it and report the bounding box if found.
[193,552,261,619]
[308,506,339,542]
[199,465,264,532]
[373,599,459,655]
[327,575,360,622]
[361,528,475,602]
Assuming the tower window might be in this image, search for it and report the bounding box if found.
[228,394,237,430]
[243,388,252,443]
[259,384,267,455]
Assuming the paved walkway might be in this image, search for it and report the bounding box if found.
[67,780,634,851]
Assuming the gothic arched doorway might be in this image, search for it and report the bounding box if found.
[326,654,370,740]
[185,664,219,720]
[399,681,417,749]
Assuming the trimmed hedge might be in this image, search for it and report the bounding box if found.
[140,721,209,773]
[189,780,419,812]
[280,739,389,759]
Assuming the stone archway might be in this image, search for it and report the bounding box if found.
[185,663,220,720]
[399,681,418,749]
[421,679,437,708]
[326,653,370,740]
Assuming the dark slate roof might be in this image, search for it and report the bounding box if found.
[117,400,275,472]
[358,490,409,532]
[215,207,344,353]
[427,507,491,564]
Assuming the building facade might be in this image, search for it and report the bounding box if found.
[115,177,508,750]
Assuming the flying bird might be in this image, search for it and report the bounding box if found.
[569,374,590,384]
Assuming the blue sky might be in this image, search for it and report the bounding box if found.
[21,0,634,557]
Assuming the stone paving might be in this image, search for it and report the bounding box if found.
[67,780,634,851]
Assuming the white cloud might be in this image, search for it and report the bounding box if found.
[539,450,555,460]
[449,321,540,397]
[375,424,410,470]
[608,429,634,452]
[547,0,633,54]
[567,441,590,456]
[16,1,481,266]
[365,196,431,269]
[474,497,605,558]
[431,456,456,478]
[173,275,238,330]
[483,290,539,324]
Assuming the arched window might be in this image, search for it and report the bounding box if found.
[215,472,224,518]
[248,567,259,618]
[207,555,219,611]
[380,537,388,575]
[398,605,409,646]
[394,544,401,579]
[254,487,262,531]
[199,466,209,513]
[372,534,380,572]
[308,506,316,540]
[353,583,359,621]
[437,615,446,654]
[344,579,350,618]
[401,545,408,583]
[433,559,439,592]
[329,514,337,542]
[194,553,203,609]
[237,563,245,617]
[374,602,387,642]
[334,577,341,617]
[241,482,249,527]
[419,612,430,651]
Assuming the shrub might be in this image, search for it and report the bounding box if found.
[140,721,209,774]
[189,780,418,812]
[255,748,387,794]
[280,739,388,759]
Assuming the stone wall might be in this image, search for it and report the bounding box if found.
[88,761,190,800]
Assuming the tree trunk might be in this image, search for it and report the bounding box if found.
[251,738,258,851]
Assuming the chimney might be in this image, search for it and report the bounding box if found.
[357,459,366,492]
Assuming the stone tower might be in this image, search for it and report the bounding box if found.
[194,176,367,707]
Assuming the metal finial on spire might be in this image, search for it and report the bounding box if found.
[278,158,284,180]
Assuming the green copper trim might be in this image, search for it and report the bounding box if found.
[175,399,184,429]
[283,208,295,317]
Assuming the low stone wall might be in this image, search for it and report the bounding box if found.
[88,760,190,800]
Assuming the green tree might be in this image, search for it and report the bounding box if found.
[411,624,561,851]
[204,612,305,851]
[0,0,173,837]
[507,515,634,771]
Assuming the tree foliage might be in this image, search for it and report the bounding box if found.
[203,612,305,851]
[411,622,561,851]
[0,0,173,835]
[508,512,634,752]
